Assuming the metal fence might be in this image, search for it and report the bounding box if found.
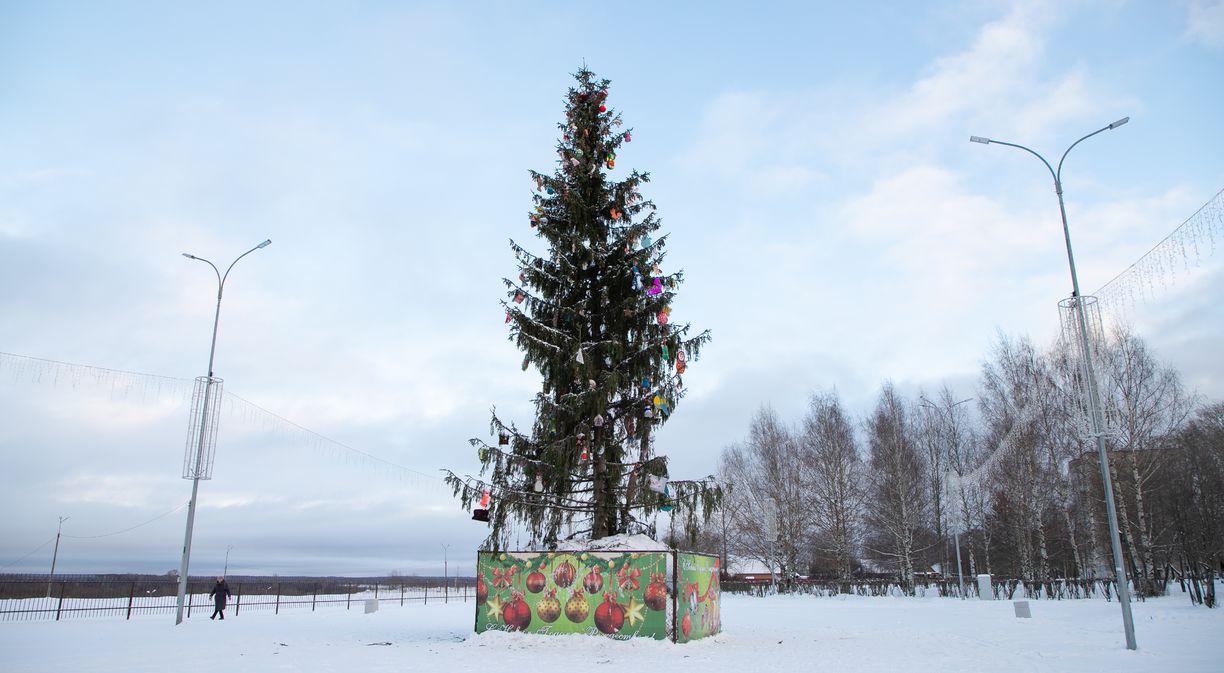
[721,576,1131,600]
[0,575,473,622]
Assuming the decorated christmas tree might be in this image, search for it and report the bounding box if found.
[445,68,721,550]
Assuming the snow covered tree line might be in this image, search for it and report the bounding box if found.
[712,326,1222,606]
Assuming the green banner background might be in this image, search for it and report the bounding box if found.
[475,550,672,640]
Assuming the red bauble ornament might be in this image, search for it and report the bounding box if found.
[553,560,576,588]
[599,104,607,112]
[644,573,668,611]
[583,567,604,594]
[681,612,693,638]
[476,576,488,605]
[526,570,546,593]
[594,593,625,634]
[502,592,532,631]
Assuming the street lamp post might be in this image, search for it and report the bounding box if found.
[971,119,1137,650]
[919,396,971,600]
[174,239,271,625]
[223,545,233,578]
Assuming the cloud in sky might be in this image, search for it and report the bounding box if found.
[2,1,1222,576]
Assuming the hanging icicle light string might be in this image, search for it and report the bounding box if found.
[0,351,445,490]
[1094,186,1223,318]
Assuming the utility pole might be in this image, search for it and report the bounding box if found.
[46,516,69,598]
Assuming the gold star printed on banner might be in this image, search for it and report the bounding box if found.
[485,594,504,621]
[624,596,646,628]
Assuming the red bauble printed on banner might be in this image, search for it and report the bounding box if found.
[594,593,625,634]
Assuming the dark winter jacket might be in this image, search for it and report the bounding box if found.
[209,580,231,608]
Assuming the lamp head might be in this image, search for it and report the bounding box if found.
[257,239,272,249]
[182,253,197,260]
[1109,117,1130,130]
[969,136,991,144]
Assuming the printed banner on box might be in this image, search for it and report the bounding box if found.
[675,552,721,642]
[475,551,672,640]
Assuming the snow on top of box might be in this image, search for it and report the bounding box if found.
[554,533,670,552]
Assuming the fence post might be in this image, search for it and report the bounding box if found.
[346,584,352,610]
[127,582,135,620]
[275,583,281,615]
[55,582,65,621]
[400,585,404,607]
[312,584,317,612]
[424,586,428,605]
[235,584,241,616]
[188,581,194,619]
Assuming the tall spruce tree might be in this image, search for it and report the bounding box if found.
[445,68,719,550]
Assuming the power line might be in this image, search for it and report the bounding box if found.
[0,536,56,570]
[62,501,190,540]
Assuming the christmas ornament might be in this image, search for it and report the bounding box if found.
[498,431,509,446]
[599,104,607,113]
[647,475,668,494]
[594,413,605,428]
[575,349,585,364]
[521,356,530,371]
[546,185,555,195]
[565,589,589,623]
[661,344,669,360]
[533,472,544,493]
[606,158,615,169]
[681,612,693,638]
[491,565,518,589]
[644,572,668,611]
[480,489,491,508]
[624,596,646,627]
[677,349,686,364]
[644,404,653,419]
[594,593,625,634]
[641,376,650,390]
[632,273,642,291]
[616,565,641,592]
[676,360,687,374]
[656,309,669,325]
[648,278,663,295]
[583,567,604,594]
[610,207,621,220]
[484,593,503,620]
[477,576,489,605]
[641,234,652,249]
[526,567,546,593]
[553,560,577,588]
[513,291,525,304]
[537,588,561,622]
[505,310,512,324]
[502,591,532,631]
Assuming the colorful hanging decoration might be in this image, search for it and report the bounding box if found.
[647,475,669,494]
[575,349,585,364]
[579,432,589,461]
[648,278,663,295]
[534,472,544,492]
[644,404,653,419]
[656,307,670,325]
[661,344,669,361]
[624,132,632,142]
[641,234,652,249]
[521,355,530,371]
[498,430,509,446]
[594,413,605,428]
[505,310,512,324]
[514,291,525,304]
[478,446,488,461]
[480,489,491,508]
[659,484,673,512]
[641,376,650,391]
[610,207,621,220]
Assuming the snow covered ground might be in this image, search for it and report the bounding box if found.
[2,591,1219,672]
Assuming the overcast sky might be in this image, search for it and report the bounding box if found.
[2,0,1222,578]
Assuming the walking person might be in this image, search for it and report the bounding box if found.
[209,576,231,620]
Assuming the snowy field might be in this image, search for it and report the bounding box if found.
[2,592,1219,673]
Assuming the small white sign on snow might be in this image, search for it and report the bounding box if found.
[364,599,379,614]
[1013,601,1031,618]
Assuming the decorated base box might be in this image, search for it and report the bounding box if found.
[474,549,720,642]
